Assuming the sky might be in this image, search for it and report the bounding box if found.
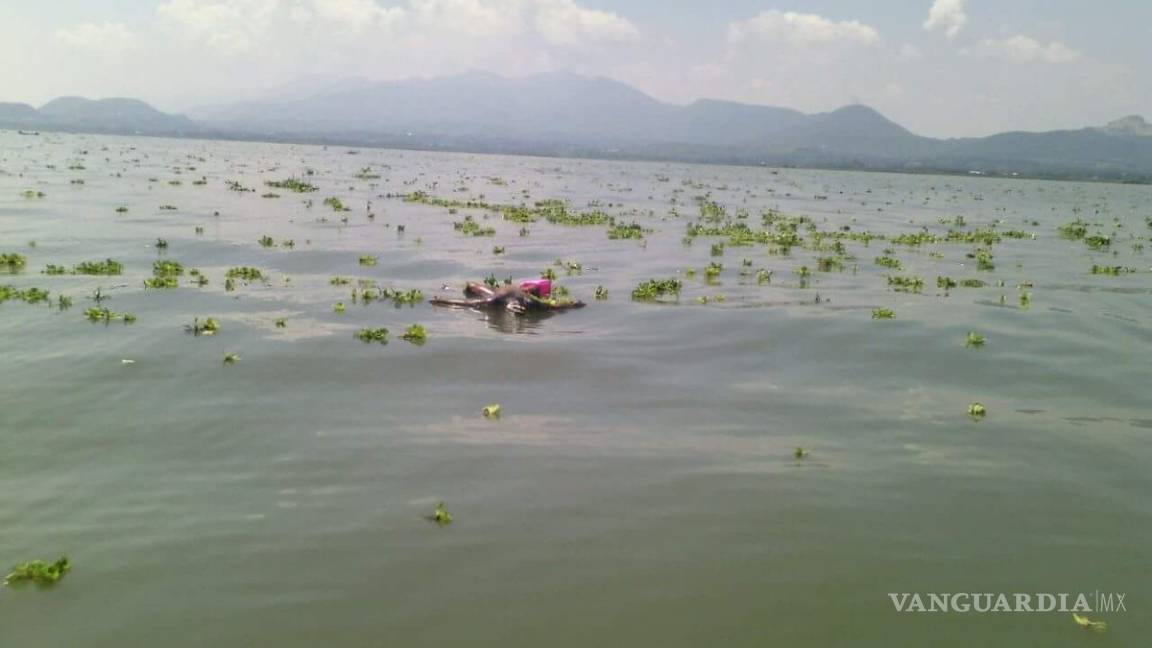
[2,0,1150,137]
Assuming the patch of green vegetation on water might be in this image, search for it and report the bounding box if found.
[632,278,682,301]
[5,557,70,587]
[266,178,318,193]
[401,324,427,344]
[1,253,28,271]
[74,259,124,275]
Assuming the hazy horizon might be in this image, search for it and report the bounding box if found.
[3,1,1151,138]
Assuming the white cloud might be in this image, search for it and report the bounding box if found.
[155,0,635,55]
[974,35,1081,63]
[728,10,880,47]
[923,0,967,39]
[534,0,640,46]
[55,21,135,54]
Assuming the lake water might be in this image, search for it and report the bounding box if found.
[1,130,1150,647]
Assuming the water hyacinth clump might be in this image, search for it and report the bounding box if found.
[5,557,70,586]
[74,259,124,276]
[186,317,220,336]
[225,267,265,282]
[85,307,136,324]
[632,278,682,301]
[1,253,28,271]
[355,328,389,344]
[0,285,51,305]
[431,502,452,525]
[401,324,428,344]
[265,178,318,193]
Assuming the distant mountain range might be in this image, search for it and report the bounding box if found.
[4,73,1152,182]
[1,97,197,135]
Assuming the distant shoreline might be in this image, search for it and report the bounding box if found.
[4,125,1150,186]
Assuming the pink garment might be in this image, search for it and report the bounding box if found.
[519,279,552,298]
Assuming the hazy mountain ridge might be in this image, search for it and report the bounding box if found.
[0,97,197,135]
[5,73,1152,181]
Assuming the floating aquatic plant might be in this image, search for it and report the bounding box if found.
[756,269,773,284]
[43,264,67,275]
[1,253,27,271]
[265,178,317,193]
[872,308,895,319]
[1084,234,1111,249]
[73,259,124,276]
[333,302,346,313]
[887,275,924,293]
[452,215,496,237]
[541,268,557,281]
[482,403,502,418]
[258,236,275,248]
[275,318,287,328]
[608,222,644,240]
[401,324,427,344]
[1058,220,1088,240]
[968,402,986,419]
[153,260,183,277]
[794,447,810,459]
[1072,613,1107,632]
[355,328,389,343]
[143,276,178,289]
[0,285,50,305]
[4,557,70,586]
[225,267,264,281]
[358,255,377,266]
[492,246,505,255]
[431,502,452,525]
[595,285,608,300]
[387,288,424,305]
[85,307,135,324]
[874,255,902,270]
[155,239,169,249]
[965,332,986,348]
[323,197,349,212]
[631,278,682,301]
[1091,264,1137,275]
[223,353,240,365]
[186,317,220,336]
